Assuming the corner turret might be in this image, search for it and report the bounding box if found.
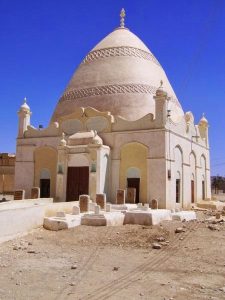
[17,97,32,137]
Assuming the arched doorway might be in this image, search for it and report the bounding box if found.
[190,152,196,204]
[34,146,57,198]
[174,146,183,206]
[120,142,148,203]
[200,155,207,200]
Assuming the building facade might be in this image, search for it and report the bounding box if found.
[0,153,15,195]
[15,11,211,209]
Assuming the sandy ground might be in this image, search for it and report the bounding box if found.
[0,212,225,300]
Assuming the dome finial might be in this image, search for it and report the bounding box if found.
[120,8,126,28]
[24,97,27,103]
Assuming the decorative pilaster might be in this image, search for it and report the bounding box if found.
[17,97,32,138]
[154,81,169,127]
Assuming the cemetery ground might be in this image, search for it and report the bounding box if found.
[0,211,225,300]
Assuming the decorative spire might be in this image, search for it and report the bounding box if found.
[20,96,30,112]
[120,8,126,28]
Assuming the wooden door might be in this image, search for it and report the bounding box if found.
[191,180,195,203]
[127,178,140,203]
[40,179,50,198]
[66,167,89,201]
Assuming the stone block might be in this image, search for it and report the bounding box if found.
[14,190,25,200]
[142,206,149,211]
[79,195,90,213]
[72,206,80,215]
[106,203,111,212]
[44,215,81,231]
[216,212,221,219]
[96,193,106,209]
[31,187,40,199]
[171,211,196,221]
[126,188,136,203]
[116,189,125,205]
[94,205,100,215]
[151,199,158,209]
[137,203,143,209]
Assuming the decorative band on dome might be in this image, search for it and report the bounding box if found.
[59,83,181,108]
[82,46,161,66]
[60,84,157,102]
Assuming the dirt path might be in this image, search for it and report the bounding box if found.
[0,215,225,300]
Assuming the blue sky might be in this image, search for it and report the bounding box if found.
[0,0,224,175]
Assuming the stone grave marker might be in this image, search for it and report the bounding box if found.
[151,199,158,209]
[116,189,125,205]
[79,194,90,213]
[126,188,136,203]
[14,190,25,200]
[96,193,106,209]
[94,205,100,215]
[31,187,40,199]
[106,203,111,212]
[72,206,80,215]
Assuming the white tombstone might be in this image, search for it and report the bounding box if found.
[137,203,143,209]
[106,203,111,212]
[94,205,100,215]
[72,206,80,215]
[142,206,149,211]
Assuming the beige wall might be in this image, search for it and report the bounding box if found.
[0,174,15,194]
[0,154,15,194]
[119,142,148,203]
[34,147,57,198]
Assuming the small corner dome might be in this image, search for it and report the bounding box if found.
[51,19,184,123]
[199,114,208,126]
[20,98,30,112]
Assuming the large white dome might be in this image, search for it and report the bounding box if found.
[51,26,183,122]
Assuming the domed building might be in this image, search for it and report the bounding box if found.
[15,10,211,208]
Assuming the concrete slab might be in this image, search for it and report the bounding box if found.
[111,204,138,211]
[105,212,125,226]
[197,200,225,211]
[43,214,82,231]
[81,211,125,226]
[172,211,197,221]
[124,209,172,226]
[81,214,106,226]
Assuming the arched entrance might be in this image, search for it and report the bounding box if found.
[34,146,57,198]
[120,142,148,203]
